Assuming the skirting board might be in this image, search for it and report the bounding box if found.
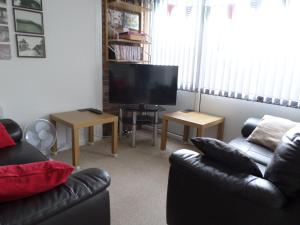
[57,135,103,152]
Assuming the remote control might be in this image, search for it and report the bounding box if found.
[87,108,103,114]
[182,109,194,113]
[78,108,103,114]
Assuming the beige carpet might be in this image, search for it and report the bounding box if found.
[53,130,197,225]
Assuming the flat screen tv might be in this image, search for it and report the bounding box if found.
[109,63,178,105]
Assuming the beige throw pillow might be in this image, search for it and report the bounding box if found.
[247,115,299,151]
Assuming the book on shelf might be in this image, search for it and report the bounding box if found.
[112,44,142,61]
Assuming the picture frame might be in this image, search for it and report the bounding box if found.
[124,12,140,31]
[16,34,46,58]
[13,8,44,35]
[108,9,123,29]
[0,7,8,25]
[0,43,11,60]
[12,0,43,11]
[0,25,9,42]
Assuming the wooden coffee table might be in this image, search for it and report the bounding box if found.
[160,111,225,150]
[50,110,118,168]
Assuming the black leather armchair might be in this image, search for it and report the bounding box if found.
[166,118,300,225]
[0,119,111,225]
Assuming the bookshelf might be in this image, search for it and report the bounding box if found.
[108,1,151,13]
[104,0,152,63]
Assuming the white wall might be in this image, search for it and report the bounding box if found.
[200,94,300,141]
[0,0,102,150]
[164,91,300,142]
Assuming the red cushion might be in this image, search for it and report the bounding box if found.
[0,160,74,202]
[0,123,16,148]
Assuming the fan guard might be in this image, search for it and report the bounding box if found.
[25,119,57,156]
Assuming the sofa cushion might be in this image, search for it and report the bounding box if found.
[0,160,73,202]
[229,137,273,166]
[0,123,16,148]
[191,137,262,177]
[247,115,299,151]
[264,127,300,197]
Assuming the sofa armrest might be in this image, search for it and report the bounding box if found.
[241,117,261,137]
[169,149,286,208]
[71,167,111,194]
[0,119,22,142]
[0,168,111,225]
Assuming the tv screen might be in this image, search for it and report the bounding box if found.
[109,64,178,105]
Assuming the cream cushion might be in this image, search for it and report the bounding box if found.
[247,115,299,151]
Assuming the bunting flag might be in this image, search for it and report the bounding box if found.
[167,4,175,16]
[228,4,235,19]
[250,0,262,9]
[186,5,193,17]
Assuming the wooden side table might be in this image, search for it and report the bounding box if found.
[160,111,225,150]
[50,111,118,168]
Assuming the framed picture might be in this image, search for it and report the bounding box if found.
[0,25,9,42]
[124,12,140,31]
[0,43,11,60]
[16,34,46,58]
[13,8,44,35]
[0,7,8,25]
[12,0,42,11]
[108,9,123,29]
[0,0,6,7]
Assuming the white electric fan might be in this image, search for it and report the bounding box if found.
[25,119,57,157]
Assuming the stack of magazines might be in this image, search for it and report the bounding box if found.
[118,31,146,42]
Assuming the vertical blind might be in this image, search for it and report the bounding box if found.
[151,0,204,92]
[199,0,300,107]
[151,0,300,107]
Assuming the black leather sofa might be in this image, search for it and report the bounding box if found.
[167,117,300,225]
[0,119,111,225]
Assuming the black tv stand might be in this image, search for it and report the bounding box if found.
[122,104,161,112]
[119,104,165,147]
[139,104,146,110]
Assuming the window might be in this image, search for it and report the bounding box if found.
[151,0,300,107]
[199,0,300,107]
[151,0,204,92]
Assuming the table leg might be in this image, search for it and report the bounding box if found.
[183,125,190,143]
[132,111,137,147]
[112,119,118,156]
[217,121,225,140]
[71,127,80,169]
[197,127,204,137]
[153,111,158,146]
[160,118,168,151]
[88,126,94,145]
[50,119,58,155]
[119,108,123,138]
